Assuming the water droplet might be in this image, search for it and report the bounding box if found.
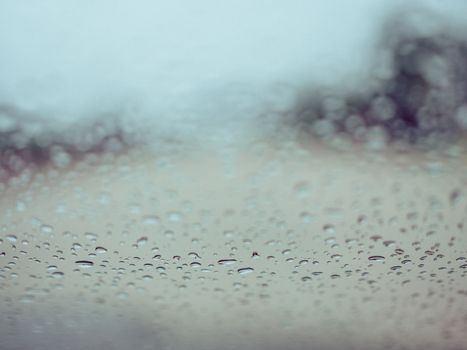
[237,267,254,275]
[6,235,17,243]
[95,246,107,254]
[75,260,94,268]
[167,211,183,222]
[323,224,336,235]
[293,182,311,198]
[84,232,98,241]
[14,200,28,213]
[368,255,385,262]
[142,215,160,225]
[218,259,237,266]
[299,212,313,224]
[117,291,128,300]
[19,294,35,303]
[188,252,201,259]
[331,254,342,261]
[137,237,148,247]
[52,271,64,278]
[40,225,54,234]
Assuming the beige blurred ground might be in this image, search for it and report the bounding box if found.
[1,139,467,350]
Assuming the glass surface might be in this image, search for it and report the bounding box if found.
[1,2,467,350]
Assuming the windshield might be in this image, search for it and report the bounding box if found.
[1,2,467,350]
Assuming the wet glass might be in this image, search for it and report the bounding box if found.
[1,2,467,350]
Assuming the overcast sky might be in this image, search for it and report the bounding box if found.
[1,1,466,141]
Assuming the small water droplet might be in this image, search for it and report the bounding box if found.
[84,232,98,241]
[142,215,160,225]
[137,237,148,247]
[16,201,26,212]
[331,254,342,261]
[323,224,336,235]
[188,252,201,259]
[19,294,35,303]
[40,225,54,234]
[167,211,183,222]
[299,212,313,224]
[52,271,64,278]
[293,182,311,198]
[75,260,94,268]
[95,246,107,254]
[6,235,17,243]
[237,267,254,275]
[218,259,237,266]
[368,255,385,262]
